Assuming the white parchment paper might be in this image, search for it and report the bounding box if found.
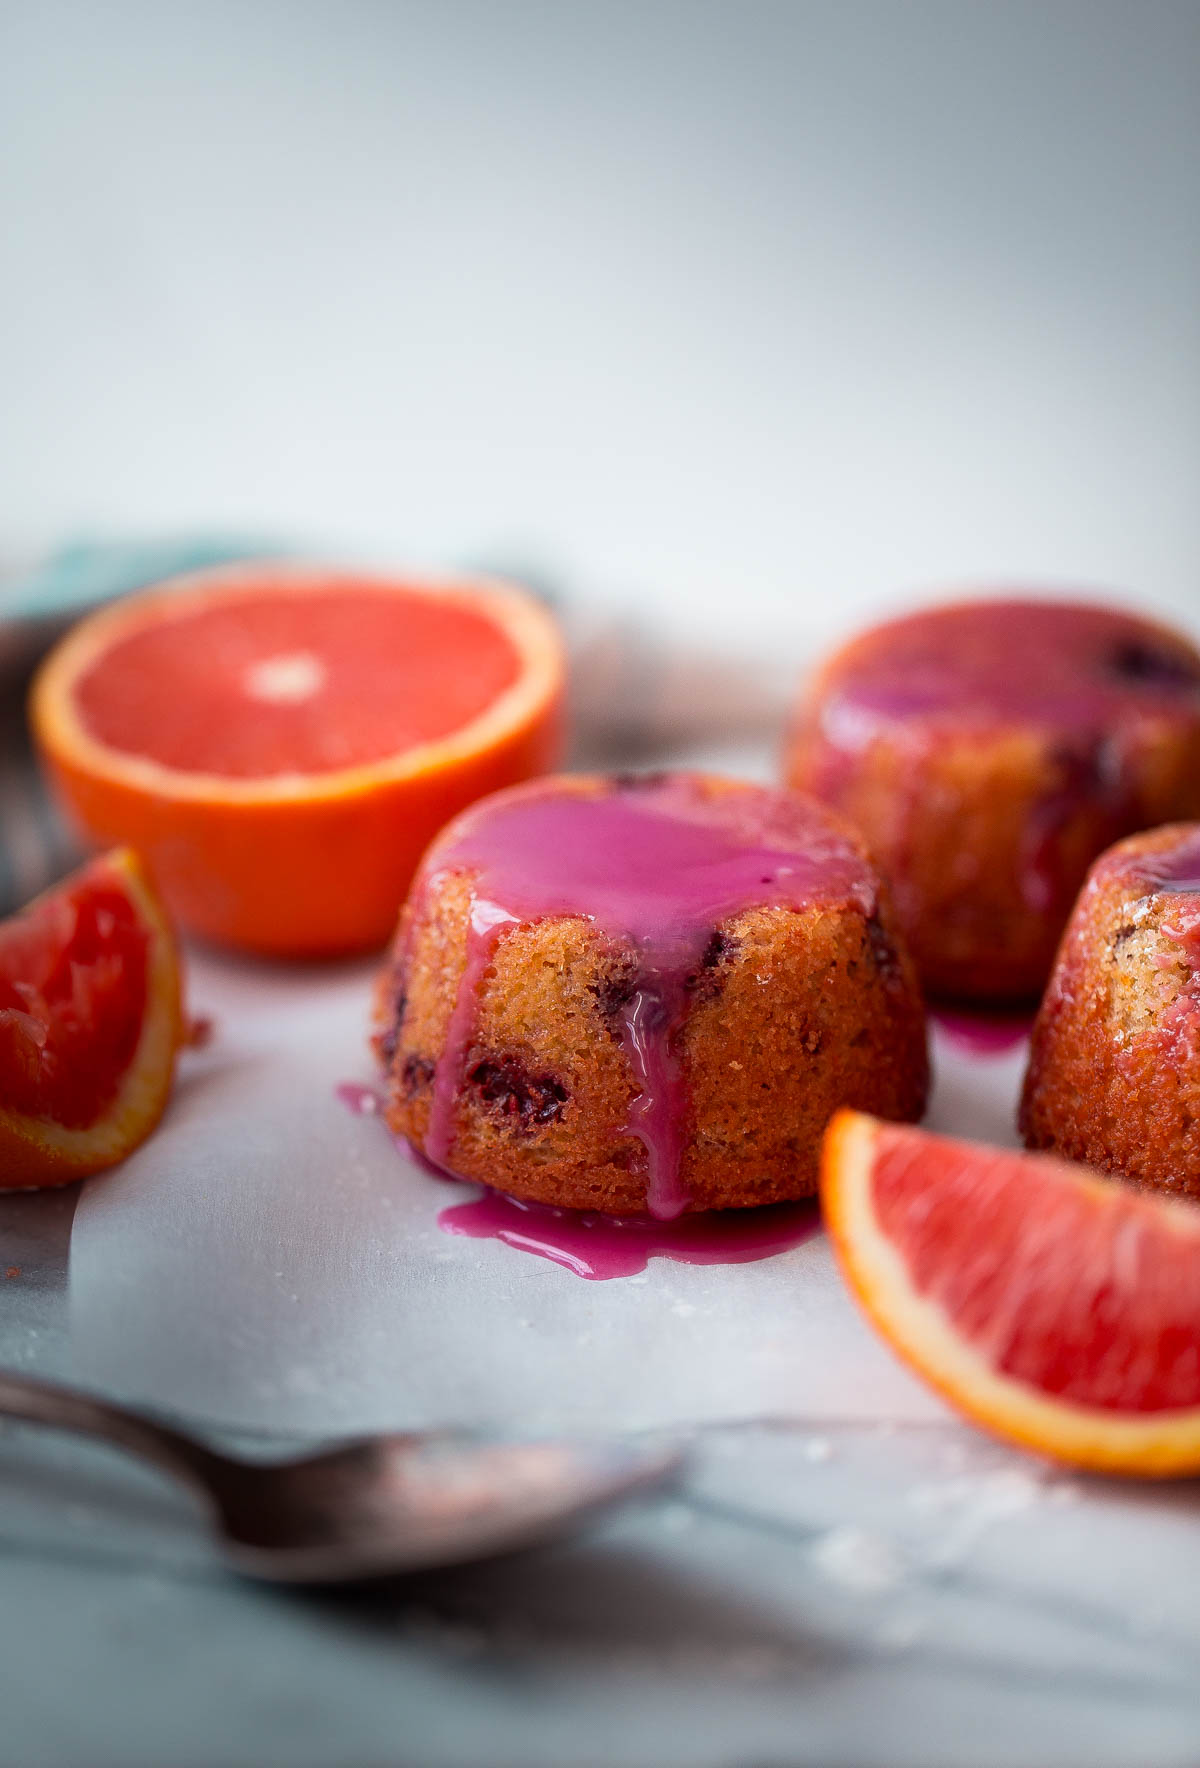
[68,946,1027,1438]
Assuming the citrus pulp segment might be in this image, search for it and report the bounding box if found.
[0,849,181,1188]
[821,1110,1200,1475]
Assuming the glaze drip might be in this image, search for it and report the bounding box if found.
[413,775,876,1218]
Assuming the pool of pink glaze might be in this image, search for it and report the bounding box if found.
[334,1081,381,1116]
[438,1189,820,1280]
[335,1077,821,1278]
[931,1007,1034,1056]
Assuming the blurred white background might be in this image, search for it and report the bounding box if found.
[1,0,1198,648]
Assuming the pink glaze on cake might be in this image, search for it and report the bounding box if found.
[410,776,877,1218]
[811,601,1200,734]
[1130,832,1200,976]
[437,1188,819,1279]
[1137,832,1200,897]
[807,604,1200,907]
[790,599,1200,1001]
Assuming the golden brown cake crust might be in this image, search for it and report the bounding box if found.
[374,772,929,1213]
[1020,824,1200,1198]
[787,601,1200,1003]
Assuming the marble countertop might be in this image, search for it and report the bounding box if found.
[3,949,1200,1768]
[3,1223,1200,1768]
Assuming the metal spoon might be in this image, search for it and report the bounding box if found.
[0,1370,680,1583]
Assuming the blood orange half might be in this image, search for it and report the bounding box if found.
[0,849,181,1188]
[822,1111,1200,1475]
[31,567,566,957]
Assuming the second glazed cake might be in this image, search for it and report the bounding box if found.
[374,772,928,1216]
[787,599,1200,1001]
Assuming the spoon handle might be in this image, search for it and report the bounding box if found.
[0,1368,222,1490]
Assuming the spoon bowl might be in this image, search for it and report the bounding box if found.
[206,1432,680,1583]
[0,1371,680,1584]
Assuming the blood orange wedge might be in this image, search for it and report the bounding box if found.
[821,1111,1200,1476]
[0,849,181,1188]
[31,566,566,957]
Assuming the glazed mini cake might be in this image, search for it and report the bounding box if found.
[786,600,1200,1002]
[1020,824,1200,1198]
[373,772,928,1217]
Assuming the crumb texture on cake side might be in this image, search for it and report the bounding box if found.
[1020,823,1200,1198]
[373,772,929,1216]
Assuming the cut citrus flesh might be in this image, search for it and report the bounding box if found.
[0,849,182,1188]
[31,567,566,957]
[821,1110,1200,1475]
[73,587,523,776]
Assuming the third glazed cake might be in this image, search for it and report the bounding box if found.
[1020,823,1200,1198]
[374,771,928,1216]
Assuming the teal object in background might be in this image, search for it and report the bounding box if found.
[0,534,282,654]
